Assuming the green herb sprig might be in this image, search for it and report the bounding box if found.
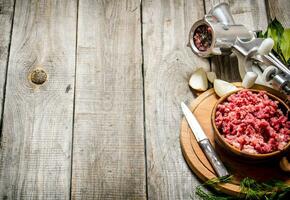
[195,176,290,200]
[257,18,290,66]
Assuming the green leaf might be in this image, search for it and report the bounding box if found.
[280,29,290,61]
[276,44,287,63]
[265,18,284,51]
[256,31,264,38]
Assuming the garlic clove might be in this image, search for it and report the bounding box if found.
[258,38,274,55]
[280,157,290,172]
[189,68,208,91]
[242,72,258,88]
[206,71,217,83]
[214,79,238,97]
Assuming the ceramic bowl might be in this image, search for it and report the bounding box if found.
[211,89,290,162]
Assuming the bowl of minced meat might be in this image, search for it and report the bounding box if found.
[212,89,290,161]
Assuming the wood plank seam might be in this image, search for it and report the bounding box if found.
[69,0,80,200]
[140,1,149,199]
[202,0,207,17]
[0,0,16,143]
[264,0,272,24]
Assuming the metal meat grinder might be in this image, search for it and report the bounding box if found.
[188,2,290,95]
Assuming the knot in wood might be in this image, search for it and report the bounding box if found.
[30,69,47,85]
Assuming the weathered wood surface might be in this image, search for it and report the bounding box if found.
[204,0,268,82]
[142,0,210,199]
[0,0,14,132]
[267,0,290,27]
[71,0,146,199]
[0,0,77,199]
[0,0,289,199]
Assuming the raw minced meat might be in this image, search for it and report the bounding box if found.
[193,25,212,51]
[215,90,290,154]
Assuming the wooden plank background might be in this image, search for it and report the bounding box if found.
[71,0,146,199]
[0,0,77,199]
[0,0,14,134]
[142,0,210,199]
[267,0,290,27]
[0,0,289,199]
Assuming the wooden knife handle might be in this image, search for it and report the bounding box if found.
[199,139,229,177]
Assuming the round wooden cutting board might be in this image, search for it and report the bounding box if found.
[180,83,290,196]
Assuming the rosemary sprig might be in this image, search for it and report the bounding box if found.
[194,176,234,200]
[240,178,290,200]
[195,176,290,200]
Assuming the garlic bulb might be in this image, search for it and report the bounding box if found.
[214,79,238,97]
[189,68,208,91]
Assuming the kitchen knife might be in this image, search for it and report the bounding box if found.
[181,102,229,177]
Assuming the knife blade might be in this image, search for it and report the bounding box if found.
[181,102,229,177]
